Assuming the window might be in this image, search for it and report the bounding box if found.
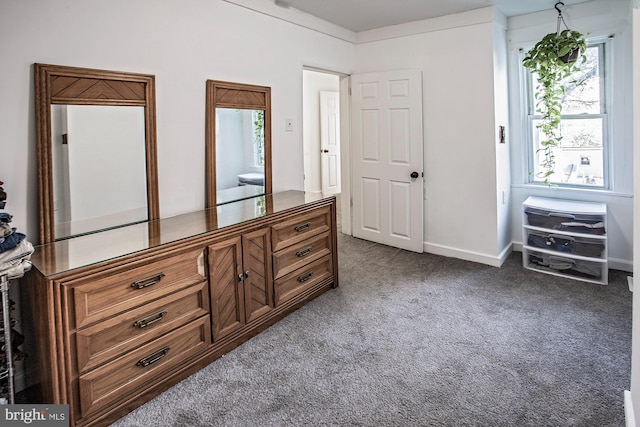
[526,41,609,187]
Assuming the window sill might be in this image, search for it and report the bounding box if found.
[511,183,633,199]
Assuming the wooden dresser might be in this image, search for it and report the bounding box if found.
[22,191,338,426]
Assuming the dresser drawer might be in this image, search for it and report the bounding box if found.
[75,281,209,373]
[273,231,332,280]
[69,247,206,329]
[274,255,333,306]
[271,206,331,252]
[78,316,211,419]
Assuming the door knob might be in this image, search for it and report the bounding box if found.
[410,171,419,179]
[321,149,329,153]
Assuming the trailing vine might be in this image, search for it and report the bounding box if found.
[522,21,587,184]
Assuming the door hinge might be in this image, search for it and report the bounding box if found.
[348,87,352,96]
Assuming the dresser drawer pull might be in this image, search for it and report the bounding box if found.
[294,222,311,233]
[296,247,312,258]
[131,273,166,289]
[297,271,314,283]
[136,346,170,367]
[133,310,168,329]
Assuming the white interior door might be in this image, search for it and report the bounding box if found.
[351,70,424,252]
[320,91,341,195]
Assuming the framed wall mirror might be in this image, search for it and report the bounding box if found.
[206,80,272,208]
[34,63,159,244]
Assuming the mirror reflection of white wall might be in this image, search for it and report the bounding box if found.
[216,108,246,190]
[51,105,147,237]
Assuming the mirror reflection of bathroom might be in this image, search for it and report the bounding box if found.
[216,107,266,205]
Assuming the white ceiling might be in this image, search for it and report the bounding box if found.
[273,0,590,32]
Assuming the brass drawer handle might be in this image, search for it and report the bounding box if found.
[133,310,168,329]
[294,222,311,233]
[297,271,314,283]
[131,273,166,290]
[296,246,312,258]
[136,346,170,367]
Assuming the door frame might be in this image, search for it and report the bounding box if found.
[303,67,423,241]
[302,66,352,235]
[338,75,351,235]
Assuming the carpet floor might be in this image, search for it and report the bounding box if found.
[110,232,632,426]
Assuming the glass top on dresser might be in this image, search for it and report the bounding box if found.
[30,191,333,277]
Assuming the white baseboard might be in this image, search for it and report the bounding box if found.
[625,390,635,427]
[423,242,513,267]
[610,257,634,273]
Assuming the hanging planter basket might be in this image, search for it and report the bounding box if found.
[521,2,587,185]
[559,47,580,64]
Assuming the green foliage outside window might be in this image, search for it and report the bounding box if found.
[254,110,265,167]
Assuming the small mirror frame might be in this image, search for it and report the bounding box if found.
[205,80,272,208]
[34,63,159,244]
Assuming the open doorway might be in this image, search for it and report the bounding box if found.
[302,69,341,197]
[303,67,352,235]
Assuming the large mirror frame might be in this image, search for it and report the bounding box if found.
[34,63,159,244]
[205,80,272,208]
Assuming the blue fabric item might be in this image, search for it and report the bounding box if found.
[0,212,12,223]
[0,231,25,252]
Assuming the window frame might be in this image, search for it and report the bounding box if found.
[524,38,612,189]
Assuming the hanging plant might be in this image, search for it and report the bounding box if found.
[522,2,587,185]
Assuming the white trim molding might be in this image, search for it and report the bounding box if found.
[424,241,513,268]
[625,390,636,427]
[356,6,497,44]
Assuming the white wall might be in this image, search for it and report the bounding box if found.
[507,0,634,271]
[628,2,640,425]
[216,108,247,190]
[494,21,513,257]
[302,70,340,194]
[66,105,147,220]
[355,7,511,266]
[4,1,630,268]
[0,0,356,244]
